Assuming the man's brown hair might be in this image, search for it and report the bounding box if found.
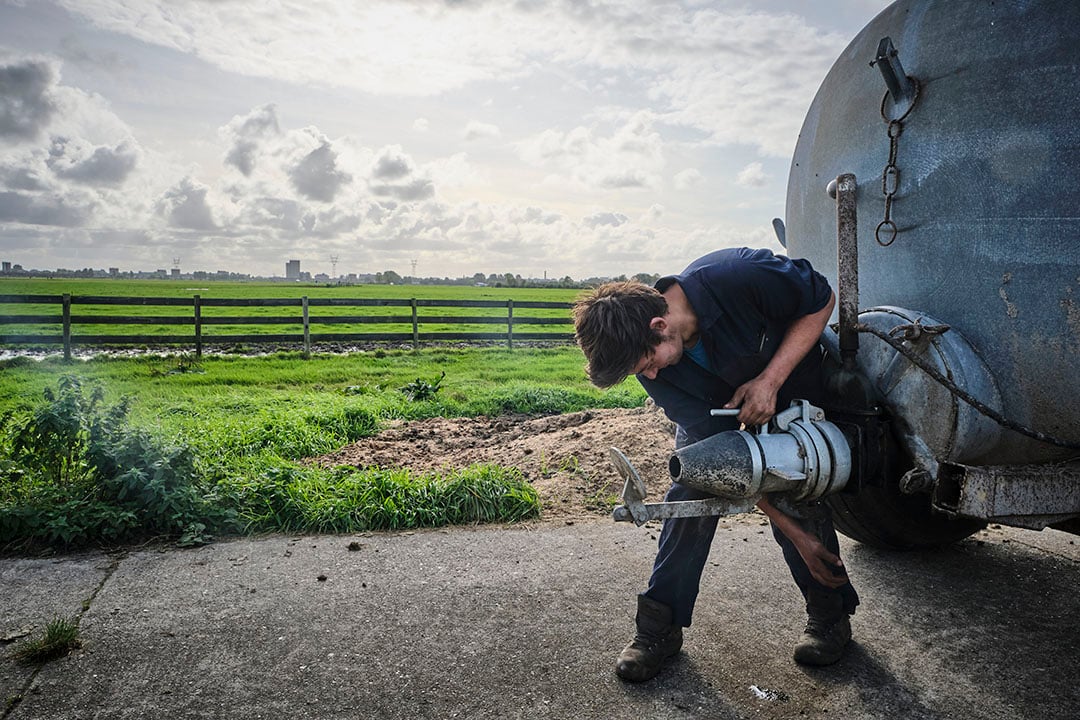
[573,281,668,388]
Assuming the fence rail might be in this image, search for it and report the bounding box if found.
[0,294,576,358]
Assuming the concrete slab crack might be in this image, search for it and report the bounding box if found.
[2,551,126,720]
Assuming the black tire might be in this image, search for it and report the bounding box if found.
[826,484,985,550]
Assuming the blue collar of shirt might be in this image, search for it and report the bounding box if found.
[682,339,713,372]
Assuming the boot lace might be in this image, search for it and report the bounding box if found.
[804,616,835,639]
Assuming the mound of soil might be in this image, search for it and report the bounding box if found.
[309,405,679,524]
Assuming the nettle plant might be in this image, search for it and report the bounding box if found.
[5,376,114,486]
[0,376,231,547]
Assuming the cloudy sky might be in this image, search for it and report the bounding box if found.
[0,0,890,280]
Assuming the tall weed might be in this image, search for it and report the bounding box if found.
[0,377,234,548]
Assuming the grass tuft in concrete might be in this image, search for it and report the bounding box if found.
[12,617,81,664]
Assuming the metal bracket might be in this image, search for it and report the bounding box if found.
[609,446,755,526]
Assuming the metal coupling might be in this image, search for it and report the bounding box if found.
[668,400,851,503]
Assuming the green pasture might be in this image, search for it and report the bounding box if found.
[0,347,647,550]
[0,277,581,301]
[0,278,580,340]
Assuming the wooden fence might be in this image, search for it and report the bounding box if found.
[0,294,575,358]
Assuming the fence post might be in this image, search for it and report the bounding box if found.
[193,295,202,359]
[507,299,514,349]
[62,293,71,361]
[302,296,310,355]
[411,298,419,347]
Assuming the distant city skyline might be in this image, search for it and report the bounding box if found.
[1,0,891,280]
[0,256,616,286]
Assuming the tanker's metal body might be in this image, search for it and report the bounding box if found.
[785,0,1080,465]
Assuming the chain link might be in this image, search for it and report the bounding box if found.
[875,77,920,246]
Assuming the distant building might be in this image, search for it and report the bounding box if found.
[171,268,180,278]
[286,259,300,280]
[1,261,10,272]
[109,267,119,276]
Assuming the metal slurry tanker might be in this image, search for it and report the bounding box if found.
[612,0,1080,549]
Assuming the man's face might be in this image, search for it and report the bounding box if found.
[631,322,683,380]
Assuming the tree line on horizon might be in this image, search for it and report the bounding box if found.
[0,265,663,290]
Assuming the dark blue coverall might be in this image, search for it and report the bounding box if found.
[637,247,859,628]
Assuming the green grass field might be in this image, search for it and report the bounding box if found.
[0,345,646,550]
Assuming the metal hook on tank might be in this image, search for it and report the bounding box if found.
[871,37,919,120]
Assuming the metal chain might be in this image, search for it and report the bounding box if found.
[854,321,1080,451]
[876,78,920,246]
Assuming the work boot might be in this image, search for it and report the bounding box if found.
[793,591,852,666]
[615,595,683,682]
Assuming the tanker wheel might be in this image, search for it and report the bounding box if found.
[825,485,985,550]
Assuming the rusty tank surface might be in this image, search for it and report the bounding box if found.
[782,0,1080,547]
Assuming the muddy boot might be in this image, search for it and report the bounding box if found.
[615,595,683,682]
[793,591,852,666]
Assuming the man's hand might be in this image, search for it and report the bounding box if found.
[724,291,836,427]
[724,375,781,427]
[787,528,849,589]
[756,496,848,589]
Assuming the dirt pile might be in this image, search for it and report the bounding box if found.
[311,406,678,524]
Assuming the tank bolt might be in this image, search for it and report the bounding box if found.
[899,467,934,495]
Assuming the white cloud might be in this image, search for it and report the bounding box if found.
[641,203,665,222]
[0,57,59,141]
[427,153,479,189]
[0,54,168,236]
[673,168,703,190]
[54,0,558,96]
[367,145,434,201]
[47,137,139,186]
[52,1,857,159]
[371,145,414,181]
[221,104,281,177]
[583,211,629,228]
[156,176,216,230]
[0,188,95,227]
[517,111,664,192]
[288,138,353,203]
[462,121,501,141]
[735,161,769,188]
[412,118,429,132]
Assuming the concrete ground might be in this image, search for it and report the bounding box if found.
[2,517,1078,720]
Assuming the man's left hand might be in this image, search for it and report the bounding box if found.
[790,531,849,589]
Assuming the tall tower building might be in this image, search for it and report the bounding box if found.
[286,259,300,280]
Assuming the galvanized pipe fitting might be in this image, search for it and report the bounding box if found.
[668,401,852,503]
